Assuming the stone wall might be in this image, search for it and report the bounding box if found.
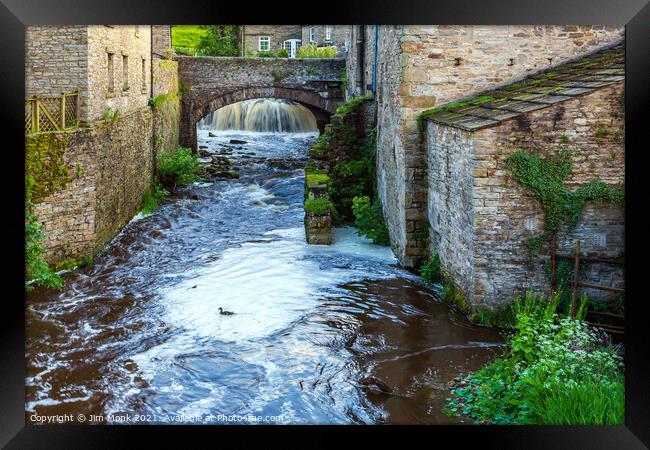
[426,126,476,305]
[86,25,152,122]
[152,59,180,154]
[346,25,377,99]
[177,56,345,150]
[33,107,154,264]
[25,26,89,120]
[243,25,301,54]
[371,25,624,268]
[151,25,172,58]
[426,82,625,310]
[93,108,154,247]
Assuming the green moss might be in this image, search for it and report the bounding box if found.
[441,278,469,315]
[53,254,94,272]
[25,133,71,203]
[306,173,330,186]
[559,134,571,144]
[333,94,373,118]
[304,198,334,215]
[417,95,497,132]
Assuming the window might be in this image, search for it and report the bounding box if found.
[122,55,129,91]
[309,26,315,43]
[325,25,332,41]
[107,53,115,92]
[141,58,146,93]
[259,36,270,52]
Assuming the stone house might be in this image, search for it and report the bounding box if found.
[345,25,624,270]
[25,25,179,264]
[422,42,625,310]
[241,25,302,56]
[301,25,351,57]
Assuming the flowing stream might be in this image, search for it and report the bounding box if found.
[26,109,503,424]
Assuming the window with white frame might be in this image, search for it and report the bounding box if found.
[259,36,270,52]
[309,27,315,43]
[325,25,332,41]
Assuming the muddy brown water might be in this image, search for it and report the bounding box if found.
[26,131,503,424]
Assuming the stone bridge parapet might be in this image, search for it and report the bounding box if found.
[176,56,346,149]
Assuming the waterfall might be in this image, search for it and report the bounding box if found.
[198,98,318,132]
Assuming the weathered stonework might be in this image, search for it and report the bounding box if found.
[26,25,156,124]
[86,25,152,122]
[347,25,624,267]
[177,56,346,150]
[152,59,180,153]
[425,81,624,310]
[33,107,155,263]
[26,26,178,266]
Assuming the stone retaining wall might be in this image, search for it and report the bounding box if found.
[33,107,155,264]
[425,82,625,310]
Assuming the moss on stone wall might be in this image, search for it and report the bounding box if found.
[25,133,71,203]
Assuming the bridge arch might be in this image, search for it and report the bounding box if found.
[176,56,345,150]
[192,86,335,134]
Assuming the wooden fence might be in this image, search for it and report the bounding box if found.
[25,92,80,134]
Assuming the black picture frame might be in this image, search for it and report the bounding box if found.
[1,0,648,447]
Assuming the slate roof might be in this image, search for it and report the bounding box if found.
[421,41,625,131]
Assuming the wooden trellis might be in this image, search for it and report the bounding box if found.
[25,92,80,134]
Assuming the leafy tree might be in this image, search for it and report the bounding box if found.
[195,25,241,56]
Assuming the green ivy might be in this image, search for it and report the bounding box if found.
[505,150,624,235]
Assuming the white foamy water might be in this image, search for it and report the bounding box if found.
[154,227,397,342]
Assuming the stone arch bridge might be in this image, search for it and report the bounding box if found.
[177,56,346,150]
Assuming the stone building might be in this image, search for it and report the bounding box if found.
[25,25,179,264]
[301,25,351,57]
[241,25,302,56]
[345,25,624,269]
[422,42,625,310]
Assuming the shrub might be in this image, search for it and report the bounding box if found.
[445,291,624,424]
[305,173,330,187]
[351,196,390,245]
[296,44,337,58]
[156,147,203,192]
[255,50,276,58]
[102,107,120,123]
[304,198,334,215]
[140,184,170,215]
[420,254,441,283]
[277,48,289,58]
[25,206,63,292]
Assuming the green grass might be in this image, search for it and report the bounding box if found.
[172,25,210,55]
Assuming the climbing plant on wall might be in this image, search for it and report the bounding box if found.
[506,150,624,236]
[505,149,624,295]
[25,133,72,291]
